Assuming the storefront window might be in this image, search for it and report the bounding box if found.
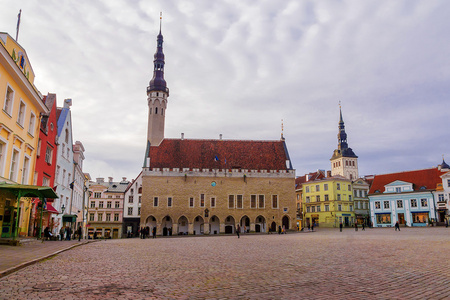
[412,212,428,223]
[376,213,391,224]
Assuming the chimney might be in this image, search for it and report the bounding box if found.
[306,175,310,181]
[327,170,332,177]
[122,177,127,182]
[96,177,104,184]
[108,177,113,183]
[219,134,222,140]
[181,133,184,140]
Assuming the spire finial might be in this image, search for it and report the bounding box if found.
[159,12,162,33]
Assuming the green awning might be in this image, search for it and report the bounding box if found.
[0,182,58,199]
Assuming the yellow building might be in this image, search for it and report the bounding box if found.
[0,32,49,237]
[303,176,355,228]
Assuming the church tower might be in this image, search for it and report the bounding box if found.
[146,17,169,148]
[330,106,359,180]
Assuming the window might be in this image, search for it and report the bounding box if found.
[305,196,310,203]
[324,194,329,201]
[189,197,194,208]
[316,185,320,192]
[17,100,26,126]
[410,199,417,208]
[348,195,352,201]
[338,204,342,211]
[200,194,205,207]
[90,201,95,208]
[237,195,243,208]
[42,176,50,187]
[9,149,19,181]
[128,195,133,203]
[139,196,141,203]
[3,85,14,116]
[395,187,401,193]
[98,214,103,221]
[99,201,104,208]
[305,186,310,193]
[106,214,111,221]
[447,179,450,188]
[114,214,119,221]
[0,141,6,172]
[324,184,328,191]
[311,206,315,212]
[45,147,53,164]
[397,200,403,208]
[89,213,94,221]
[375,201,381,209]
[107,201,112,208]
[376,213,391,224]
[412,212,428,223]
[337,194,341,201]
[272,195,278,209]
[115,201,120,208]
[94,192,102,198]
[210,197,216,208]
[348,185,351,191]
[65,128,69,144]
[250,195,256,208]
[316,195,320,202]
[438,194,444,202]
[354,190,358,197]
[138,207,141,215]
[306,206,310,213]
[168,197,172,207]
[337,183,341,190]
[153,197,158,207]
[349,205,353,211]
[28,112,36,136]
[420,199,428,207]
[325,205,329,211]
[21,156,30,184]
[316,205,321,212]
[128,207,133,215]
[258,195,265,208]
[228,195,235,208]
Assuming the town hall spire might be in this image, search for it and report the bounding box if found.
[146,13,169,152]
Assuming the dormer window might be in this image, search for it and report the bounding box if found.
[395,187,401,193]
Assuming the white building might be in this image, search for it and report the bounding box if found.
[71,141,86,230]
[435,159,450,224]
[123,171,142,237]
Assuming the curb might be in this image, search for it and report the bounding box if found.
[0,240,98,279]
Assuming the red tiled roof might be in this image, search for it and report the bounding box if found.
[295,171,326,189]
[369,168,445,194]
[149,139,291,170]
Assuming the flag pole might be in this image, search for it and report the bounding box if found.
[16,9,22,42]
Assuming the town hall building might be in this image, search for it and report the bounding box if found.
[140,24,296,235]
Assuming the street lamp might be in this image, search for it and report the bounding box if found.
[61,204,65,214]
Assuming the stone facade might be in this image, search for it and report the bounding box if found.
[141,168,296,235]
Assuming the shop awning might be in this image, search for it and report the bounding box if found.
[62,215,77,223]
[0,182,58,199]
[45,203,59,214]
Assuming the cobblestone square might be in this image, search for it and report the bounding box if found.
[1,227,449,299]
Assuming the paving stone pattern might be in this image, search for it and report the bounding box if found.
[1,227,449,299]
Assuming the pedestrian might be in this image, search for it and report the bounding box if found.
[244,225,247,234]
[152,226,156,239]
[278,225,282,234]
[339,222,343,232]
[395,221,400,231]
[43,226,50,241]
[355,222,358,231]
[77,226,82,241]
[362,223,365,231]
[311,223,314,232]
[445,219,448,228]
[282,225,286,234]
[236,224,240,238]
[59,227,64,241]
[307,224,310,231]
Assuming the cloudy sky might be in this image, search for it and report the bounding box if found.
[1,0,449,181]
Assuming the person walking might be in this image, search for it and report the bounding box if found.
[355,222,358,231]
[278,225,282,234]
[395,221,400,231]
[362,222,365,231]
[445,219,448,228]
[59,227,64,241]
[77,226,82,241]
[339,222,343,232]
[311,223,314,232]
[152,226,156,239]
[236,224,241,238]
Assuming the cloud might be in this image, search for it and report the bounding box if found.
[1,0,449,180]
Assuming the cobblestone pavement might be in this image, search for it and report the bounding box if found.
[0,227,449,299]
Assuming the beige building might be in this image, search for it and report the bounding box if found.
[140,27,296,235]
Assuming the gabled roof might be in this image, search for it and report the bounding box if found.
[369,168,445,194]
[295,170,326,189]
[148,138,292,171]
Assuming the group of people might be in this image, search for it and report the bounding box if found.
[42,225,82,241]
[139,226,157,239]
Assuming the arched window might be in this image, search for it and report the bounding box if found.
[155,107,158,114]
[65,129,69,144]
[161,108,164,115]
